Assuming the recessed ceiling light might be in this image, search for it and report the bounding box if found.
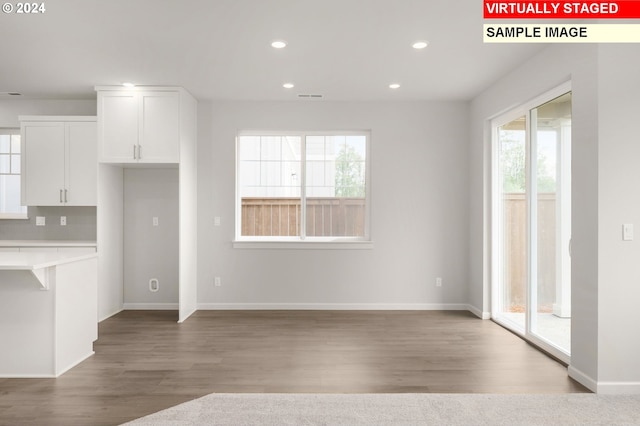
[412,41,428,49]
[122,82,135,88]
[283,83,294,89]
[389,83,400,89]
[271,40,287,49]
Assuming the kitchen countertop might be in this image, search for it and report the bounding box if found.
[0,251,97,271]
[0,240,97,248]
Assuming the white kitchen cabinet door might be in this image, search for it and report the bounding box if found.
[97,90,180,164]
[139,92,180,163]
[22,122,66,206]
[98,92,138,163]
[66,122,97,205]
[21,117,97,206]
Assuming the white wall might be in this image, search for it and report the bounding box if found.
[97,164,123,321]
[178,91,198,322]
[596,44,640,391]
[0,99,96,127]
[123,168,179,308]
[197,100,469,309]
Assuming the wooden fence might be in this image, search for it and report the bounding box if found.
[503,193,557,312]
[241,197,365,237]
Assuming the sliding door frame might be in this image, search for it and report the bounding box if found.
[490,81,572,364]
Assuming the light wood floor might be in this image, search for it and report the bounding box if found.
[0,310,588,425]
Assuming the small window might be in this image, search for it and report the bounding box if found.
[236,132,370,243]
[0,129,27,219]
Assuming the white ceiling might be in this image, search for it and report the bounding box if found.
[0,0,546,101]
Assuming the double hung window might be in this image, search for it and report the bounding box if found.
[236,132,370,243]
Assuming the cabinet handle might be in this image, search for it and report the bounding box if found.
[64,189,68,203]
[60,189,63,203]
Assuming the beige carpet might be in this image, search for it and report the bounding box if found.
[123,393,640,425]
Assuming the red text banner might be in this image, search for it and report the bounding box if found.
[484,1,640,19]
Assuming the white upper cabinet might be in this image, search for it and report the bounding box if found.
[67,122,98,205]
[99,92,137,162]
[97,89,181,164]
[20,117,97,206]
[22,122,65,206]
[140,92,180,162]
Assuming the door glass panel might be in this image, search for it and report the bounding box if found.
[532,93,572,353]
[496,116,527,332]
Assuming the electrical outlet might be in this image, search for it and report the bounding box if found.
[214,216,221,226]
[149,278,159,292]
[214,277,221,287]
[623,224,634,241]
[60,216,67,226]
[152,217,159,227]
[36,216,45,226]
[436,277,442,287]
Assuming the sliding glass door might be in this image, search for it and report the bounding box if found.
[492,85,572,361]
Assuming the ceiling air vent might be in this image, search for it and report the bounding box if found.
[297,94,324,99]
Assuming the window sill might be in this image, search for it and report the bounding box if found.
[233,240,374,250]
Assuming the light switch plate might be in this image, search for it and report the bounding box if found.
[214,216,221,226]
[152,217,159,227]
[623,224,634,241]
[36,216,45,226]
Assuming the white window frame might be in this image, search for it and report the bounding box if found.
[234,130,373,249]
[0,128,28,220]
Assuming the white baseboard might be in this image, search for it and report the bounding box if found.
[596,381,640,394]
[178,307,197,323]
[98,308,123,323]
[568,365,598,392]
[55,351,95,377]
[123,303,179,310]
[466,304,491,319]
[0,373,56,378]
[197,303,471,311]
[569,365,640,394]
